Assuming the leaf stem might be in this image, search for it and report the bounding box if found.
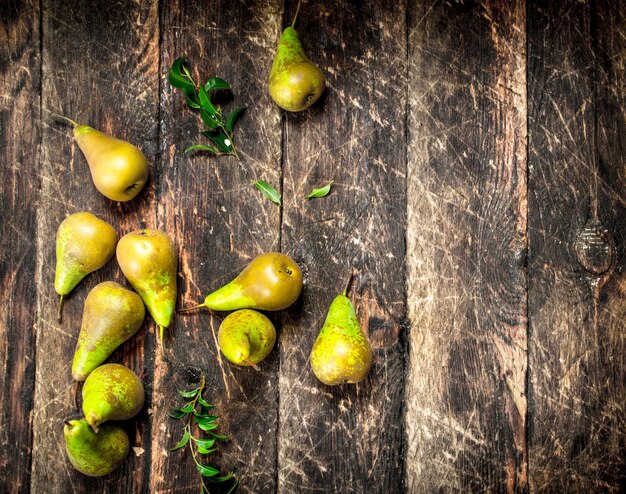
[291,0,301,28]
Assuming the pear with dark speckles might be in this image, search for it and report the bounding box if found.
[64,418,129,476]
[82,363,144,431]
[116,229,177,343]
[310,293,373,386]
[72,281,145,381]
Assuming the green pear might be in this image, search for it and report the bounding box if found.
[310,293,373,386]
[82,363,144,431]
[72,281,145,381]
[268,7,325,112]
[218,309,277,368]
[64,418,129,477]
[55,212,118,320]
[182,252,302,313]
[55,115,148,202]
[116,229,177,343]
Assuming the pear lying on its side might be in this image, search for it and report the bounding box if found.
[72,281,145,381]
[64,418,129,477]
[310,292,373,386]
[82,363,145,431]
[218,309,277,368]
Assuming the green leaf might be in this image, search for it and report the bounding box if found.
[179,388,199,398]
[207,431,229,440]
[200,108,219,130]
[197,446,217,455]
[197,421,219,432]
[212,472,236,483]
[170,428,190,451]
[198,396,214,408]
[182,86,201,109]
[181,402,195,413]
[168,58,195,89]
[194,412,217,422]
[254,180,281,206]
[205,77,230,91]
[226,106,246,133]
[197,463,220,477]
[169,408,186,419]
[194,437,216,450]
[306,180,334,199]
[198,85,218,115]
[201,131,233,153]
[185,144,218,154]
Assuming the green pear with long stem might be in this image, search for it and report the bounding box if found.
[54,114,148,202]
[269,3,325,112]
[310,292,373,386]
[64,418,129,476]
[72,281,145,381]
[218,309,277,369]
[82,363,144,431]
[55,212,118,321]
[181,252,302,313]
[116,229,177,343]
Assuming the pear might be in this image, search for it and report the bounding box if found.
[82,363,144,431]
[310,293,373,386]
[182,252,302,313]
[218,309,277,368]
[72,281,145,381]
[55,114,148,202]
[268,5,325,112]
[116,229,177,342]
[55,212,118,320]
[64,418,129,477]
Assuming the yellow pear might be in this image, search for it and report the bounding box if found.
[56,115,148,201]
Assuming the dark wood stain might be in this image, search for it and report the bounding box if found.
[0,0,624,492]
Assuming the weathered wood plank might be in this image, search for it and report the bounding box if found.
[152,2,283,493]
[406,0,528,491]
[527,0,626,490]
[278,1,407,492]
[32,0,159,491]
[0,1,40,492]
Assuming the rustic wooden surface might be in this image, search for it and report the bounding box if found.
[0,0,624,493]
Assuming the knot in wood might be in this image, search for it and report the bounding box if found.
[574,218,615,275]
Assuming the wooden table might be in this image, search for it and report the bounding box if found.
[1,0,624,492]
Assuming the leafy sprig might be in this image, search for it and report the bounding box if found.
[168,58,246,159]
[170,375,237,494]
[254,179,281,206]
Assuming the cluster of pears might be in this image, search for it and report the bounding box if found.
[55,212,178,476]
[183,252,373,385]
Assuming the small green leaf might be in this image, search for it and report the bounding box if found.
[197,421,219,432]
[205,77,230,91]
[306,180,334,199]
[179,388,199,398]
[182,86,201,109]
[254,180,281,205]
[168,58,195,89]
[198,85,218,115]
[200,108,219,130]
[197,446,217,455]
[201,131,233,153]
[207,431,229,440]
[170,428,190,451]
[226,106,246,133]
[198,396,214,408]
[185,144,218,154]
[212,472,236,483]
[194,437,216,450]
[169,408,186,419]
[194,412,218,422]
[197,463,220,477]
[181,402,195,413]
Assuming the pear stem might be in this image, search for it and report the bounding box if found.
[343,268,355,297]
[64,420,73,428]
[291,0,301,28]
[57,294,64,323]
[50,112,79,127]
[178,303,206,314]
[245,359,260,371]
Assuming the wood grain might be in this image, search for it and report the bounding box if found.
[0,1,40,492]
[406,0,528,491]
[152,1,283,492]
[32,0,159,491]
[278,1,407,492]
[527,0,626,490]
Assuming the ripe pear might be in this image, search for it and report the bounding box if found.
[182,252,302,313]
[268,7,325,112]
[64,418,129,477]
[56,115,148,201]
[82,363,144,431]
[310,293,373,386]
[72,281,145,381]
[116,229,177,342]
[55,212,117,320]
[218,309,277,368]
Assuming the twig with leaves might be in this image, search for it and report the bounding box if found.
[168,58,246,159]
[170,375,237,494]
